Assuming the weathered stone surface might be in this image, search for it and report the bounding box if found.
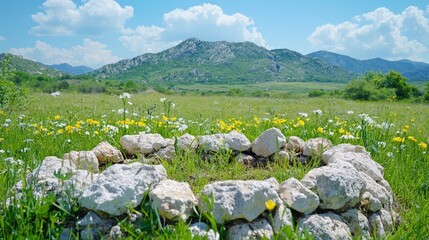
[251,127,287,157]
[153,138,174,151]
[199,180,281,224]
[236,153,255,165]
[227,218,274,240]
[198,134,225,152]
[77,211,103,227]
[272,203,293,233]
[341,208,371,239]
[120,133,165,155]
[379,209,394,232]
[150,180,198,221]
[359,172,392,207]
[264,177,279,191]
[59,170,99,208]
[360,191,382,212]
[298,212,352,240]
[29,156,75,181]
[79,163,168,216]
[92,141,124,164]
[301,166,364,210]
[278,178,319,214]
[224,130,251,152]
[368,212,386,238]
[323,145,384,181]
[64,151,99,173]
[154,145,176,161]
[176,133,198,150]
[286,136,305,153]
[189,222,220,240]
[303,138,333,156]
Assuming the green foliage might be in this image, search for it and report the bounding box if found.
[424,82,429,102]
[308,89,326,97]
[344,71,413,101]
[0,55,27,114]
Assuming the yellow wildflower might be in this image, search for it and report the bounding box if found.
[392,137,405,143]
[419,142,427,149]
[170,117,177,121]
[54,115,61,120]
[407,136,417,142]
[402,125,409,133]
[338,128,346,134]
[297,119,305,126]
[57,129,64,134]
[94,131,99,135]
[265,199,276,211]
[162,116,169,121]
[317,127,324,134]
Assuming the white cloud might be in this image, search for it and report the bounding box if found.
[308,6,429,62]
[0,35,5,41]
[120,3,266,53]
[10,39,119,68]
[31,0,133,36]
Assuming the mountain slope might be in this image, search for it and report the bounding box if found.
[93,38,356,84]
[50,63,93,75]
[0,53,63,77]
[307,51,429,81]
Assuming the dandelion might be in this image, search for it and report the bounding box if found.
[392,137,405,143]
[419,142,428,149]
[265,199,276,211]
[338,128,346,134]
[119,92,131,99]
[407,136,417,142]
[297,119,305,127]
[54,115,61,120]
[317,127,324,134]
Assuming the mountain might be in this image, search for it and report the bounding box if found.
[0,53,63,77]
[307,51,429,81]
[93,38,357,84]
[50,63,93,75]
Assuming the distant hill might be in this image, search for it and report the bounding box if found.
[92,38,357,84]
[0,53,63,77]
[307,51,429,81]
[50,63,93,75]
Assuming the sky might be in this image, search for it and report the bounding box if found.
[1,1,429,69]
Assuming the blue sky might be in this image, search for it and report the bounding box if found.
[1,0,428,68]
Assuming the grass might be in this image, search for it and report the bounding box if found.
[0,92,428,239]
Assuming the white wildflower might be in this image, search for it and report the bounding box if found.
[313,109,323,115]
[160,97,166,103]
[177,124,188,132]
[119,92,131,99]
[298,112,308,118]
[387,152,394,157]
[347,110,354,115]
[378,141,386,148]
[50,91,61,96]
[0,149,4,154]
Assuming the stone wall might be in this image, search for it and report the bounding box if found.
[7,127,399,240]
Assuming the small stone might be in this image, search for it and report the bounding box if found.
[251,127,287,157]
[303,138,333,156]
[272,204,293,233]
[278,178,319,214]
[64,151,99,173]
[198,134,225,152]
[224,130,251,152]
[341,208,371,239]
[286,136,305,153]
[176,133,198,150]
[360,192,382,212]
[120,133,165,155]
[298,212,352,240]
[92,141,124,164]
[189,222,220,240]
[227,218,274,240]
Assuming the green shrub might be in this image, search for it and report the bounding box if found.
[308,89,326,97]
[0,55,27,114]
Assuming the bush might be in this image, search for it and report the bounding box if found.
[308,89,326,97]
[0,55,27,114]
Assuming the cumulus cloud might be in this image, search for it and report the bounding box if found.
[0,35,5,41]
[308,6,429,62]
[10,39,119,68]
[31,0,133,36]
[120,3,266,53]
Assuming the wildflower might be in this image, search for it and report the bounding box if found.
[407,136,417,142]
[387,152,394,157]
[313,109,323,115]
[419,142,428,149]
[392,137,405,143]
[171,102,176,108]
[265,199,276,211]
[0,149,4,154]
[378,141,386,148]
[160,97,166,103]
[54,115,61,120]
[50,91,61,96]
[177,124,188,132]
[162,116,169,121]
[297,119,305,127]
[338,128,346,134]
[119,92,131,99]
[401,125,409,133]
[317,127,324,134]
[298,112,308,118]
[347,110,354,115]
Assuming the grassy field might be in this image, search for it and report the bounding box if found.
[0,92,428,239]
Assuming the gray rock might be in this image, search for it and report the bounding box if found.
[120,133,165,155]
[272,203,293,233]
[298,212,352,240]
[278,178,319,214]
[323,146,384,181]
[198,134,225,152]
[224,130,251,152]
[379,209,394,232]
[360,191,382,212]
[176,133,198,150]
[77,211,103,227]
[251,127,287,157]
[28,156,75,182]
[63,151,99,173]
[368,212,386,237]
[199,180,281,224]
[189,222,220,240]
[303,138,333,156]
[264,177,279,191]
[236,153,255,166]
[59,228,76,240]
[286,136,305,153]
[341,208,371,239]
[301,166,364,210]
[154,145,176,161]
[79,163,168,216]
[227,218,274,240]
[150,180,198,221]
[92,141,124,164]
[359,172,392,207]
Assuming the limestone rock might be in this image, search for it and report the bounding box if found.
[28,156,75,182]
[278,178,319,214]
[341,208,371,239]
[286,136,305,152]
[198,134,225,152]
[272,203,293,233]
[298,212,352,240]
[150,180,198,221]
[368,212,386,238]
[120,133,165,155]
[79,163,168,216]
[199,180,281,224]
[359,172,392,207]
[264,177,279,191]
[301,166,364,210]
[154,145,176,161]
[227,218,274,240]
[224,130,251,152]
[303,138,333,156]
[92,141,124,164]
[189,222,220,240]
[176,133,198,150]
[64,151,99,173]
[360,191,382,212]
[251,127,286,157]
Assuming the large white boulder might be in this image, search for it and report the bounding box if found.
[251,128,286,157]
[92,141,124,164]
[198,134,225,152]
[120,133,165,155]
[278,178,319,214]
[301,165,364,210]
[63,151,99,173]
[303,138,333,156]
[224,130,251,152]
[298,212,352,240]
[176,133,198,150]
[227,218,274,240]
[150,180,198,221]
[199,180,281,224]
[79,162,168,216]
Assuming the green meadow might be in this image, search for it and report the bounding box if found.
[0,92,428,239]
